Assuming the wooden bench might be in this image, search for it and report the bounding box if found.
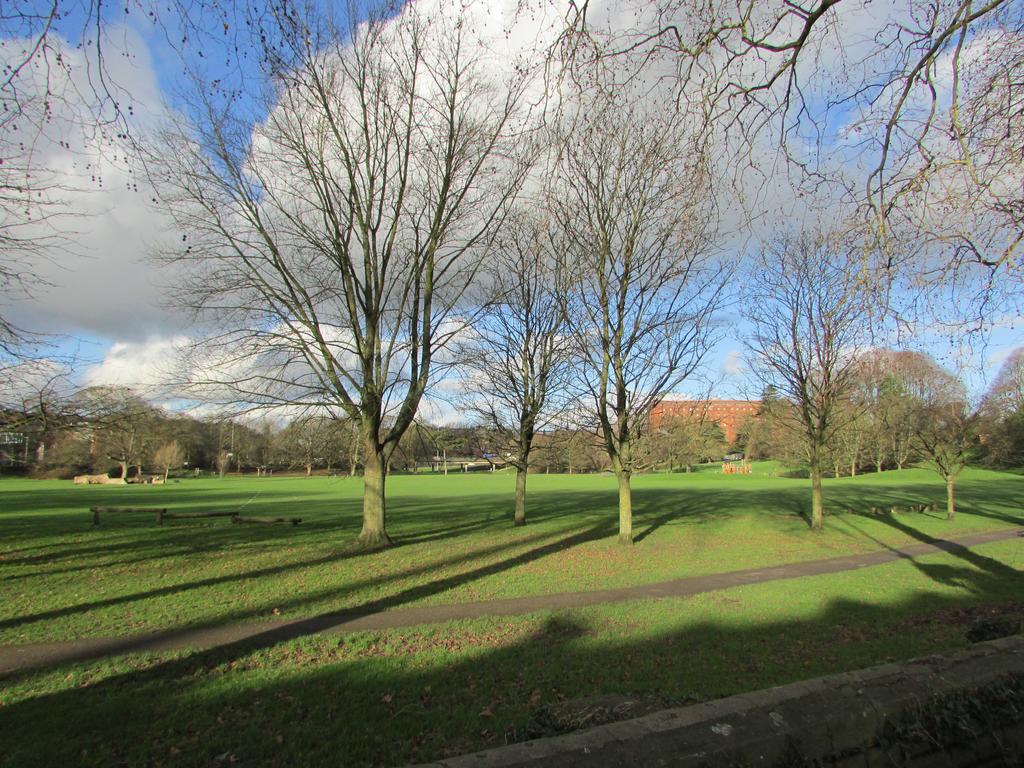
[157,510,239,525]
[90,507,166,526]
[89,507,302,527]
[232,515,302,526]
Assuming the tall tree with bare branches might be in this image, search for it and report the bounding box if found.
[908,358,975,520]
[743,227,874,530]
[553,95,727,545]
[153,1,534,546]
[457,210,574,526]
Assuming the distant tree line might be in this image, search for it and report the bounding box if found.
[0,385,612,479]
[1,338,1015,528]
[739,347,1024,478]
[734,344,1006,522]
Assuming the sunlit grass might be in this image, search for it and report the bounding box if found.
[1,465,1022,644]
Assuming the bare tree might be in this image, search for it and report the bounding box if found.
[1,6,73,352]
[910,361,975,520]
[743,227,874,530]
[851,348,959,472]
[275,416,335,477]
[154,2,534,546]
[651,414,726,472]
[0,1,299,361]
[0,1,143,359]
[457,211,574,526]
[215,449,230,479]
[72,385,158,480]
[980,348,1024,416]
[553,95,726,544]
[152,440,185,481]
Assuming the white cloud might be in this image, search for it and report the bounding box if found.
[3,26,185,342]
[721,349,743,376]
[83,335,190,395]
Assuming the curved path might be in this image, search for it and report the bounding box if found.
[1,527,1020,675]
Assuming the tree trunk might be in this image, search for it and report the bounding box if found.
[118,461,128,480]
[164,467,170,482]
[616,470,633,544]
[810,466,825,530]
[514,466,527,526]
[946,475,956,521]
[809,443,824,530]
[358,443,392,547]
[305,463,312,477]
[349,436,360,476]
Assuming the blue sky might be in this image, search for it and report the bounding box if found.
[4,0,1022,415]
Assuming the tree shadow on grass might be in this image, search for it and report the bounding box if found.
[845,509,1021,585]
[2,475,1020,655]
[0,518,617,653]
[628,488,733,542]
[0,512,522,583]
[0,476,722,578]
[4,470,1020,560]
[0,561,1020,768]
[0,481,604,565]
[633,511,678,543]
[827,479,1024,529]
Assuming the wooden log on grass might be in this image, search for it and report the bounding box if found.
[90,506,167,526]
[232,515,302,526]
[157,510,240,525]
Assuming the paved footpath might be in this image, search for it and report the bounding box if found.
[1,527,1020,675]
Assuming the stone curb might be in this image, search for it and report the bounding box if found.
[411,635,1024,767]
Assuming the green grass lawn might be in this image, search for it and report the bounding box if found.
[0,465,1020,645]
[0,465,1022,766]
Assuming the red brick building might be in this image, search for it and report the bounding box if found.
[649,399,762,444]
